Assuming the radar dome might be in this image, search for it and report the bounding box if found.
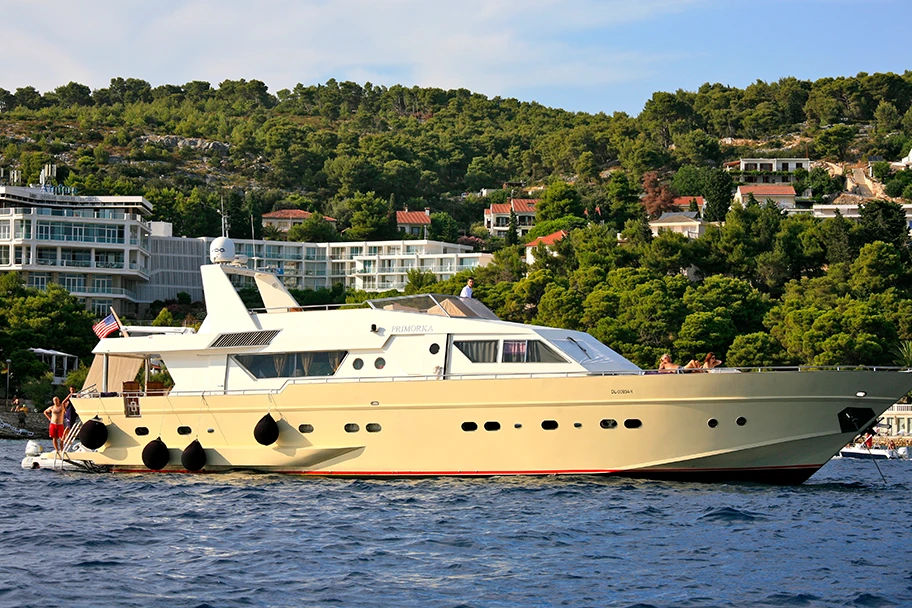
[210,237,235,264]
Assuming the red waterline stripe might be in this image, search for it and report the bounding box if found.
[109,464,821,475]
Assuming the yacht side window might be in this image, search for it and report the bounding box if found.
[502,340,566,363]
[453,340,498,363]
[234,351,348,378]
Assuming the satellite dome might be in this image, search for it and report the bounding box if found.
[210,237,235,263]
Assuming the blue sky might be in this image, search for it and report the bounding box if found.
[2,0,909,116]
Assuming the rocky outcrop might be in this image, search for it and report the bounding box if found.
[138,135,229,155]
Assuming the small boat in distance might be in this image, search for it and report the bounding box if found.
[29,238,912,484]
[838,444,908,460]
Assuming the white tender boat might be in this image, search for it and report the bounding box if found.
[838,445,908,460]
[30,238,912,484]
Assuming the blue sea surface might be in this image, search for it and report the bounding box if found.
[0,440,909,608]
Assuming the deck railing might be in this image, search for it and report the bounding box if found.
[79,365,910,399]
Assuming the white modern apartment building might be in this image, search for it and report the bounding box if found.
[0,186,152,316]
[0,187,492,315]
[209,236,491,293]
[145,225,491,300]
[726,157,810,184]
[801,203,912,231]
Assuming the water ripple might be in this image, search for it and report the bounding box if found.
[0,441,908,607]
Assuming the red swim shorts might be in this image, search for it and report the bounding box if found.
[49,423,65,439]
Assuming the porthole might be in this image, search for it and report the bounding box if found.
[541,420,559,430]
[374,357,386,370]
[366,423,382,433]
[429,343,440,355]
[624,419,642,429]
[600,419,618,429]
[461,421,478,432]
[345,423,360,433]
[707,418,719,428]
[514,423,522,429]
[177,426,192,435]
[484,421,501,431]
[135,427,149,436]
[352,358,364,370]
[736,416,747,426]
[299,424,314,433]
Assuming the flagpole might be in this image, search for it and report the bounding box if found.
[109,306,130,338]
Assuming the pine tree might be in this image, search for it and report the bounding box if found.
[703,168,733,222]
[506,209,519,246]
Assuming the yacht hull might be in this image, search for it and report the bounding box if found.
[61,370,909,484]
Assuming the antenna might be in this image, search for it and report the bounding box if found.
[219,196,227,237]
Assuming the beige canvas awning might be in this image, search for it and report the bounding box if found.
[82,354,144,393]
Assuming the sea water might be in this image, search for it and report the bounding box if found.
[0,440,909,607]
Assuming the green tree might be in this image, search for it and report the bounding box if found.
[702,168,734,222]
[671,164,707,196]
[534,283,583,330]
[575,151,599,183]
[346,192,396,240]
[536,182,584,222]
[505,209,519,246]
[152,308,175,326]
[404,269,437,295]
[429,212,459,243]
[849,241,907,295]
[683,276,770,334]
[814,124,855,161]
[874,100,901,133]
[674,309,737,362]
[858,200,909,250]
[287,213,339,243]
[726,333,790,367]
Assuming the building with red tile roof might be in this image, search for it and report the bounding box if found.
[484,198,538,238]
[523,230,567,264]
[396,208,432,237]
[262,209,337,233]
[671,196,704,211]
[735,185,797,208]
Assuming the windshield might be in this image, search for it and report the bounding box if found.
[367,294,500,320]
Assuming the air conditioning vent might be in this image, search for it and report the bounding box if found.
[209,330,280,348]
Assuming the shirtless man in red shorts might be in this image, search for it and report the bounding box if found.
[44,396,65,454]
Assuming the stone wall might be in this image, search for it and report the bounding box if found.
[0,411,50,439]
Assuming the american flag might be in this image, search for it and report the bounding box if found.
[93,314,119,339]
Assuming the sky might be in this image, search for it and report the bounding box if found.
[2,0,910,116]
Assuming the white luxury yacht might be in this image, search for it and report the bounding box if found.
[30,238,912,483]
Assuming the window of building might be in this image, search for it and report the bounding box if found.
[14,220,31,239]
[454,340,498,363]
[36,248,57,266]
[92,299,113,316]
[234,351,348,379]
[94,275,113,292]
[795,162,803,169]
[0,247,9,265]
[780,163,789,171]
[367,246,380,255]
[0,222,10,240]
[64,275,86,291]
[502,340,565,363]
[28,273,49,290]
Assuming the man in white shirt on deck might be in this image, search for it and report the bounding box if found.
[460,278,474,298]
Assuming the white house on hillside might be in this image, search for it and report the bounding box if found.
[735,185,797,209]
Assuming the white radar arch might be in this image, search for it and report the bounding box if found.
[210,237,236,264]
